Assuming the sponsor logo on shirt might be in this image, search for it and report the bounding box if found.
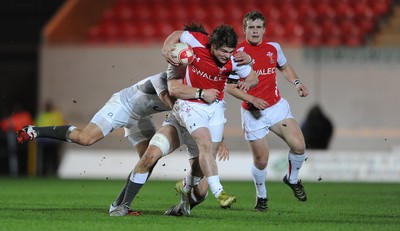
[191,66,225,82]
[255,67,276,75]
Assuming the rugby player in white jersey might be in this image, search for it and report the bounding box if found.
[16,72,173,155]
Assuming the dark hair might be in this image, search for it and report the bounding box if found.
[208,24,238,49]
[243,11,265,29]
[184,22,209,35]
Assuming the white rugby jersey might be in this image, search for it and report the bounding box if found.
[119,72,170,118]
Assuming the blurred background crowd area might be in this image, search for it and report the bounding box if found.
[2,0,400,115]
[1,0,400,176]
[84,0,396,46]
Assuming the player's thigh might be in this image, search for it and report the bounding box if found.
[125,118,156,151]
[249,138,270,165]
[271,118,305,152]
[135,140,150,158]
[91,93,131,136]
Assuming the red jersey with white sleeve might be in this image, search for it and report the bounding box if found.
[236,40,287,110]
[179,31,252,102]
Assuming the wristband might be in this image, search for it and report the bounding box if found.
[293,79,301,86]
[196,88,203,99]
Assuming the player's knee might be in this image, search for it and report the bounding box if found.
[291,139,306,154]
[76,134,97,146]
[254,161,268,170]
[149,133,170,156]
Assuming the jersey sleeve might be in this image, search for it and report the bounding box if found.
[231,56,252,78]
[150,72,168,96]
[268,42,287,68]
[180,31,206,48]
[227,73,240,83]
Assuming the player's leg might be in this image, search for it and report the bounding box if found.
[110,124,181,216]
[165,176,208,216]
[271,117,307,201]
[110,119,156,212]
[241,107,271,211]
[248,138,269,212]
[17,93,127,145]
[16,122,105,145]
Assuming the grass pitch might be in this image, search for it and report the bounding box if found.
[0,178,399,231]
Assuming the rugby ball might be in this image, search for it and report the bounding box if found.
[171,43,194,66]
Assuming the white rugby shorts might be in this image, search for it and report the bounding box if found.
[162,114,199,158]
[172,99,226,142]
[91,92,156,146]
[241,98,294,141]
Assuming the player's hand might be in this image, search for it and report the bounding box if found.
[162,45,180,66]
[202,89,220,104]
[296,83,309,97]
[237,80,252,91]
[233,51,252,66]
[251,97,269,110]
[217,141,229,161]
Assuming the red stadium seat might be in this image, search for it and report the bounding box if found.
[370,3,391,17]
[306,37,323,47]
[315,3,336,22]
[100,9,118,23]
[334,3,354,23]
[224,5,244,23]
[136,21,157,38]
[134,5,151,22]
[266,21,284,39]
[188,4,208,22]
[204,4,226,23]
[339,20,360,38]
[344,35,363,47]
[279,5,299,22]
[118,21,139,42]
[259,6,281,23]
[85,0,386,46]
[153,22,174,39]
[150,5,171,22]
[302,21,322,43]
[324,36,342,47]
[283,21,304,39]
[353,3,374,22]
[297,3,317,23]
[168,4,190,23]
[356,20,376,36]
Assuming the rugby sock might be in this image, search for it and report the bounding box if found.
[251,165,267,199]
[183,174,201,193]
[207,175,223,198]
[288,152,305,184]
[35,125,76,142]
[112,172,131,206]
[190,189,208,209]
[121,172,149,207]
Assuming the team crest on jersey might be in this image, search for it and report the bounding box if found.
[218,66,227,74]
[267,51,274,64]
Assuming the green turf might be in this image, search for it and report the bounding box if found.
[0,178,399,231]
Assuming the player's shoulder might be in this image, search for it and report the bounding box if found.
[266,41,283,51]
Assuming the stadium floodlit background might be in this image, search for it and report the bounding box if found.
[1,0,400,181]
